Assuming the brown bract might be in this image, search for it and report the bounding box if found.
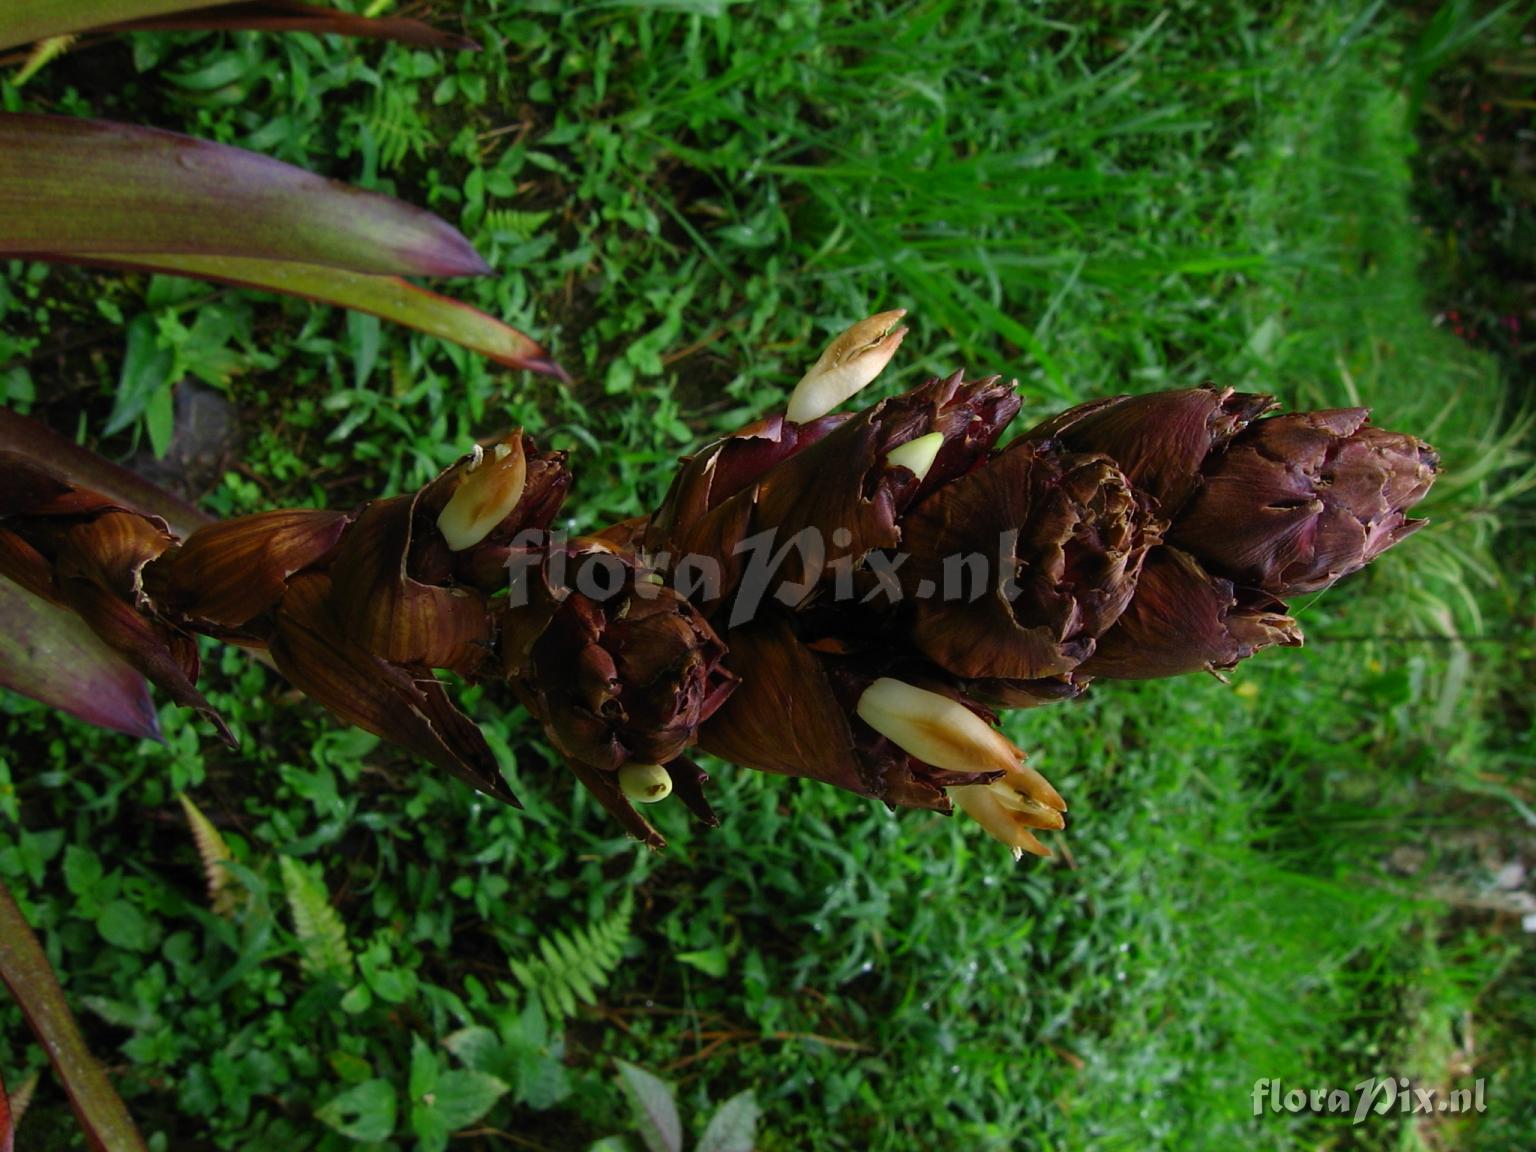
[147,508,351,636]
[699,616,1006,811]
[504,545,735,769]
[499,543,735,844]
[646,412,848,554]
[902,440,1159,681]
[416,434,571,592]
[656,372,1019,616]
[1169,409,1440,596]
[0,454,231,743]
[329,496,492,676]
[1025,385,1275,515]
[269,571,514,803]
[1080,546,1303,679]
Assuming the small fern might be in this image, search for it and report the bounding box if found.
[4,1068,37,1131]
[484,209,553,240]
[509,892,633,1020]
[278,856,355,982]
[177,791,239,918]
[14,35,75,86]
[364,85,433,173]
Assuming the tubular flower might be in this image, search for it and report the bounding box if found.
[697,617,1038,813]
[785,309,909,423]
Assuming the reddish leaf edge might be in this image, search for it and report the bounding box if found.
[0,113,492,279]
[98,1,480,51]
[0,579,164,742]
[16,252,570,380]
[1,1062,14,1152]
[0,881,149,1152]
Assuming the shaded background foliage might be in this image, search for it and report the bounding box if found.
[1,1,1533,1149]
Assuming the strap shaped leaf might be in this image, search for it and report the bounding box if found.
[0,881,149,1152]
[60,254,564,377]
[0,113,488,277]
[0,1,473,52]
[0,580,161,740]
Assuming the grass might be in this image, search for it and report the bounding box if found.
[1,1,1533,1150]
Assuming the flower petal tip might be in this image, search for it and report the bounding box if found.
[437,438,528,551]
[786,309,909,423]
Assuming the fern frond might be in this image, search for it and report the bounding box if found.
[484,209,553,239]
[177,791,239,918]
[278,856,355,981]
[366,86,433,173]
[509,892,633,1021]
[14,36,75,87]
[6,1068,37,1129]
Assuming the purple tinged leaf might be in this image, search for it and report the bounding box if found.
[0,114,491,278]
[614,1061,683,1152]
[698,1090,761,1152]
[0,881,150,1152]
[0,1,475,51]
[1,1,245,49]
[0,409,210,539]
[34,254,565,377]
[0,579,161,740]
[97,2,479,52]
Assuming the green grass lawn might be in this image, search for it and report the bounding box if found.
[2,2,1532,1150]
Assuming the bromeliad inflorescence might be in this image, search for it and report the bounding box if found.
[0,311,1439,858]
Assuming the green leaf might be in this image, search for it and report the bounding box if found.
[429,1070,509,1131]
[315,1078,396,1143]
[0,1,241,48]
[0,579,161,741]
[508,892,633,1021]
[698,1091,761,1152]
[62,847,104,902]
[614,1061,682,1152]
[442,1026,500,1073]
[175,792,237,917]
[412,1105,451,1152]
[357,938,416,1003]
[0,880,149,1151]
[97,900,156,953]
[347,311,381,390]
[675,945,729,978]
[0,113,489,277]
[63,254,562,377]
[409,1036,438,1102]
[144,384,175,461]
[104,313,174,437]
